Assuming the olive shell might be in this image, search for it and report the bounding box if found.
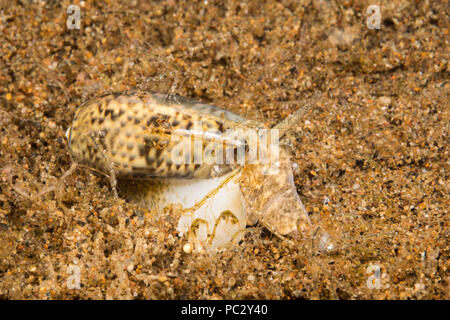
[68,92,263,179]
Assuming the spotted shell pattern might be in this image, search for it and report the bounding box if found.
[68,92,263,179]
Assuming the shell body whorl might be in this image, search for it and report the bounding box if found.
[68,92,263,179]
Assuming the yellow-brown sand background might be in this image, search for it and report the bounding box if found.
[0,0,448,299]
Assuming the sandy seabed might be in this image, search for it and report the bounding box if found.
[0,0,448,299]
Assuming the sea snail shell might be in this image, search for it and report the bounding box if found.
[67,92,334,251]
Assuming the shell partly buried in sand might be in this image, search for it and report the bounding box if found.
[67,92,333,251]
[120,169,246,250]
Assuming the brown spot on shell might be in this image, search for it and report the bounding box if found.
[104,109,114,118]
